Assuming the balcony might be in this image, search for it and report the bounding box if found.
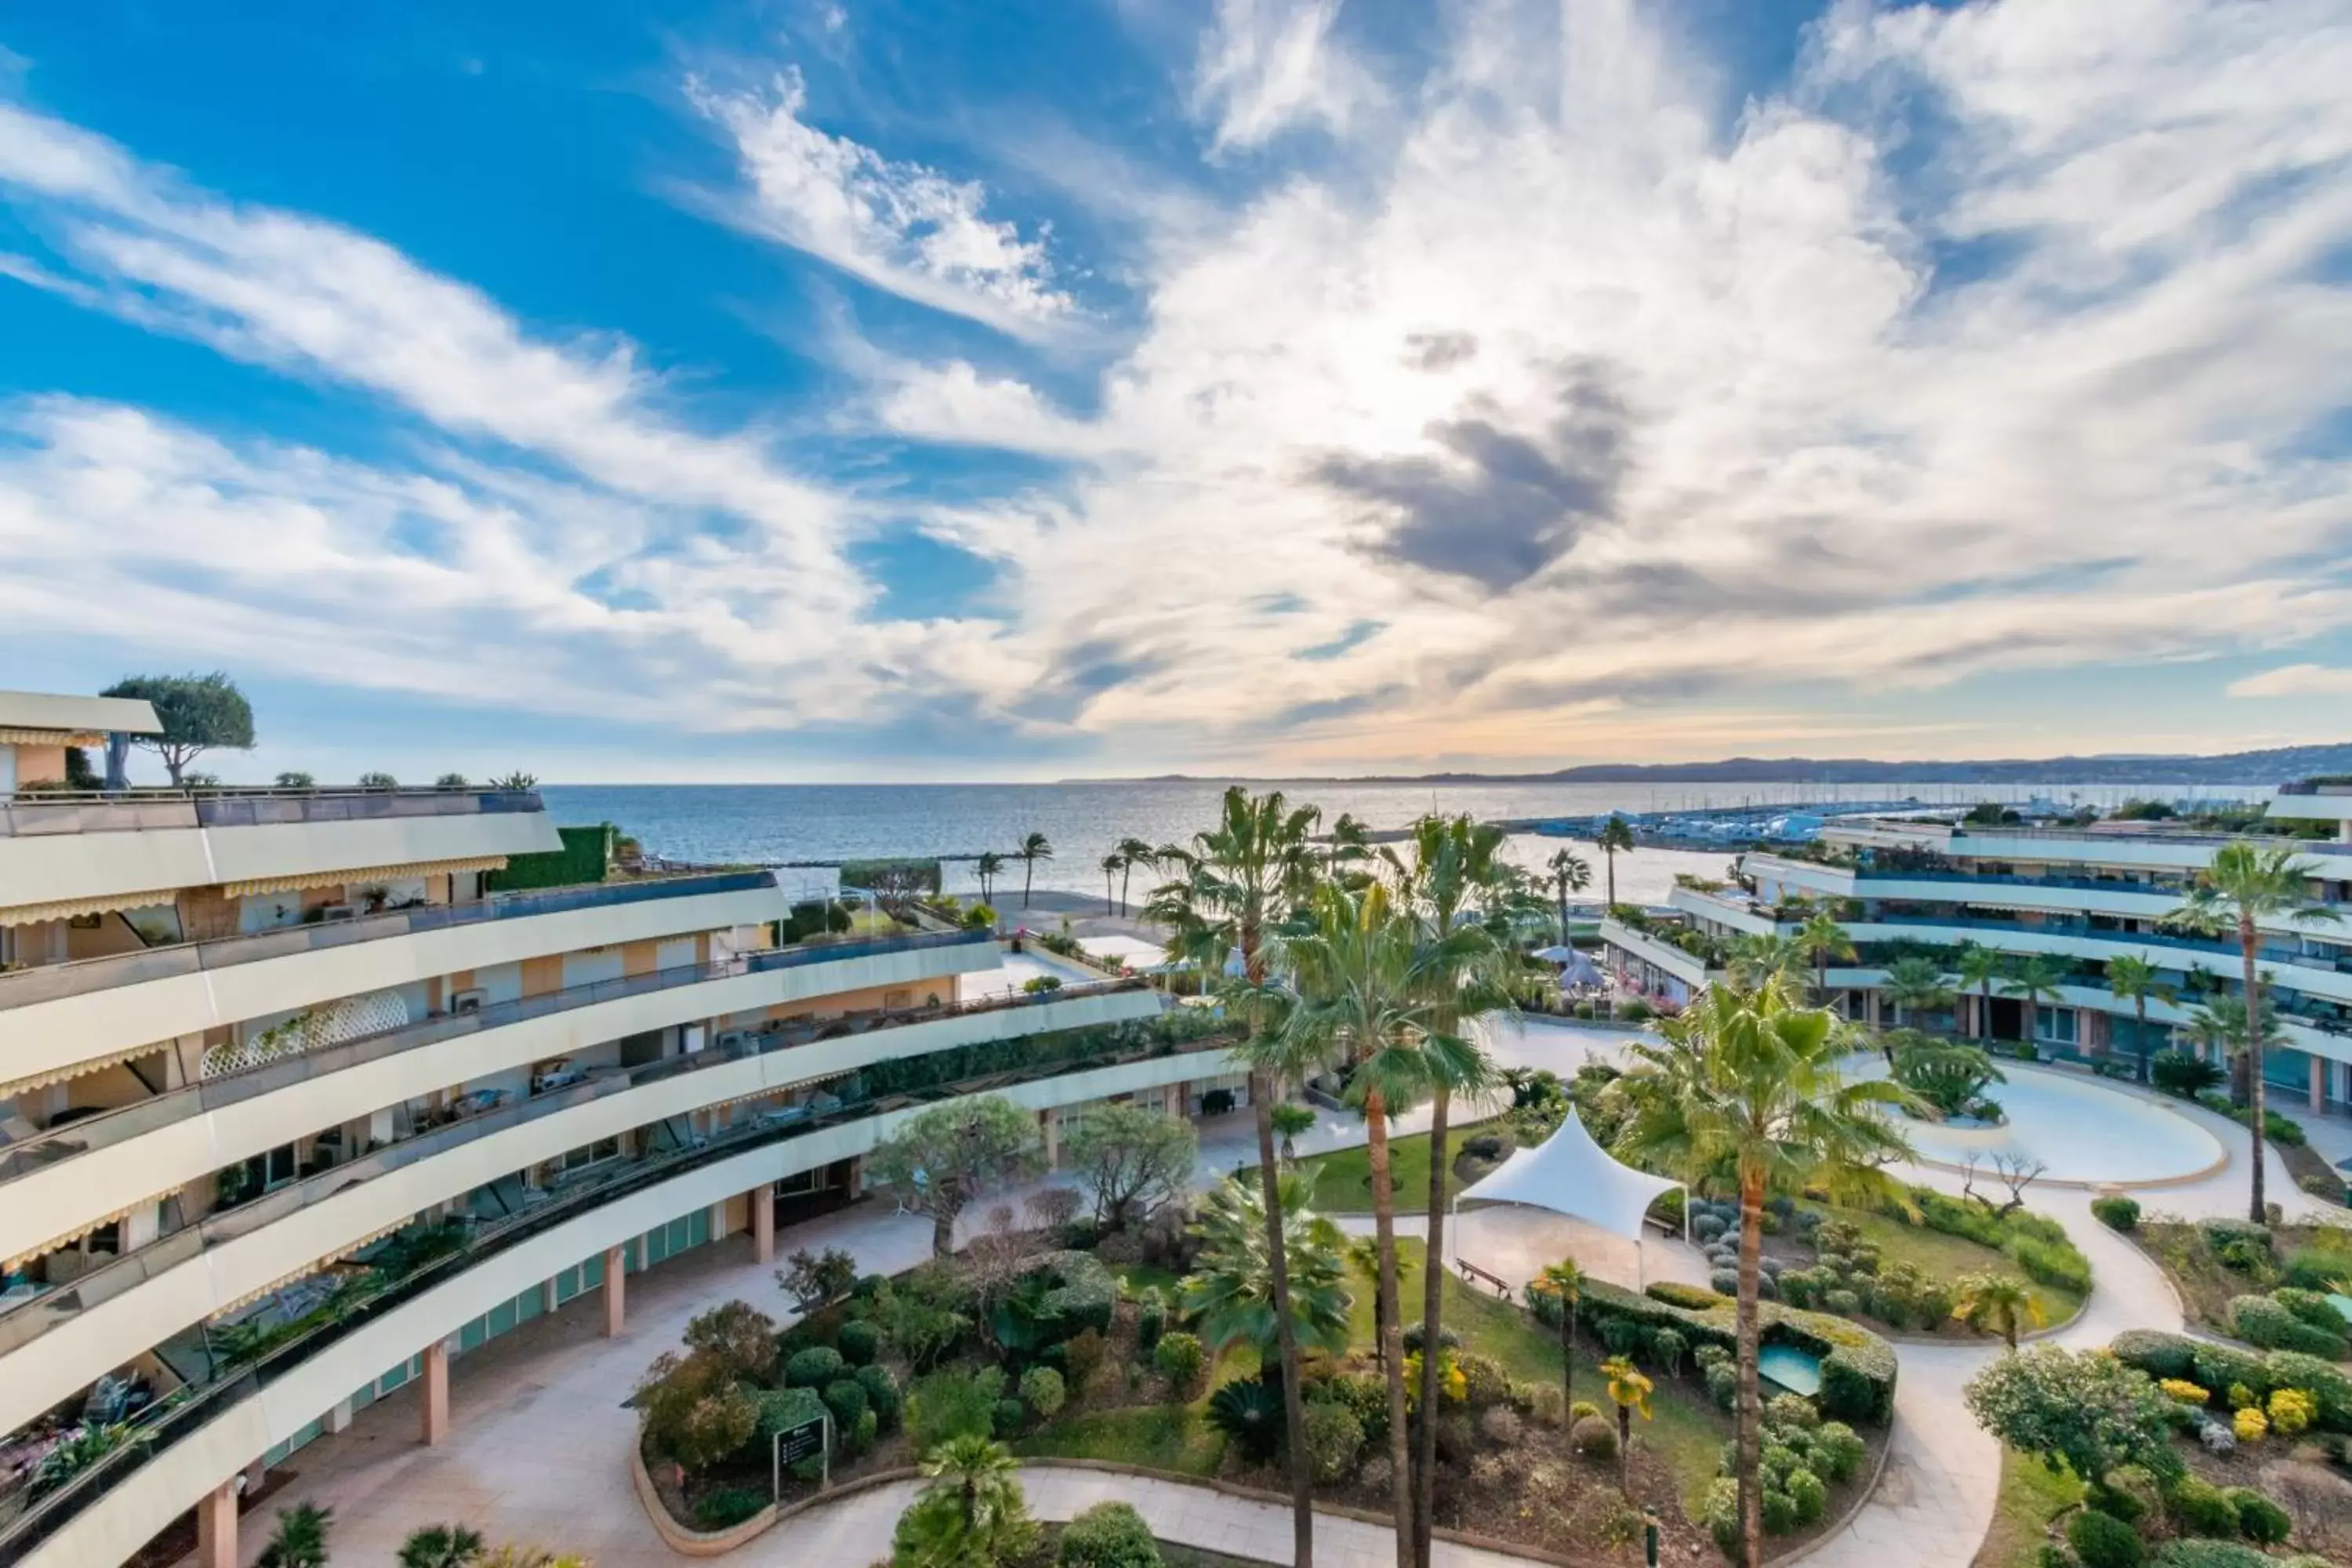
[0,929,999,1267]
[0,788,562,919]
[0,977,1165,1436]
[0,871,789,1091]
[0,1014,1232,1568]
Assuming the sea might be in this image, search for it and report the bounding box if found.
[536,779,2259,909]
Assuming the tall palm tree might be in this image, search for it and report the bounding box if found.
[2165,841,2340,1222]
[1595,816,1637,909]
[1951,1271,2043,1351]
[1114,837,1154,914]
[1382,815,1514,1566]
[1617,978,1914,1568]
[2103,953,2174,1083]
[1795,910,1854,1004]
[1100,853,1122,915]
[1881,956,1955,1032]
[1527,1258,1586,1412]
[1952,942,2005,1040]
[400,1526,486,1568]
[975,850,1004,903]
[1144,786,1323,1566]
[1017,832,1051,908]
[2001,954,2071,1051]
[1279,880,1454,1568]
[2184,994,2285,1109]
[1545,848,1592,942]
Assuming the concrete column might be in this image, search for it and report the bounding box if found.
[540,1277,560,1316]
[2079,1009,2097,1055]
[422,1340,451,1446]
[196,1480,238,1568]
[242,1457,267,1494]
[751,1185,775,1265]
[323,1397,354,1435]
[845,1158,864,1200]
[1865,991,1882,1029]
[1040,1110,1060,1169]
[709,1198,731,1243]
[602,1245,626,1337]
[2312,1054,2327,1112]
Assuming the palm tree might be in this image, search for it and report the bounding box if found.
[1600,1354,1653,1498]
[1951,1271,2043,1351]
[1595,816,1637,909]
[1617,978,1915,1568]
[1279,880,1451,1568]
[1726,933,1805,990]
[1114,837,1154,914]
[2184,993,2284,1107]
[2164,842,2340,1223]
[2103,953,2175,1083]
[1527,1258,1586,1412]
[2001,954,2071,1052]
[1100,853,1121,915]
[1181,1170,1354,1361]
[1017,832,1051,908]
[1342,1233,1414,1369]
[1143,786,1323,1566]
[1880,955,1954,1031]
[894,1434,1036,1567]
[1328,812,1373,873]
[1795,910,1855,1004]
[1545,848,1592,942]
[258,1503,334,1568]
[1271,1102,1316,1161]
[1952,942,2005,1040]
[400,1526,486,1568]
[975,850,1004,903]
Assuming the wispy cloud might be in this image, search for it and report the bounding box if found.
[1191,0,1377,153]
[685,69,1074,339]
[2228,664,2352,699]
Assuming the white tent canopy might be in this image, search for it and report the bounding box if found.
[1456,1108,1687,1285]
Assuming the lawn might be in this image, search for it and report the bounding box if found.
[1352,1240,1726,1516]
[1280,1120,1501,1213]
[1017,1403,1227,1477]
[1972,1449,2083,1568]
[1824,1205,2087,1332]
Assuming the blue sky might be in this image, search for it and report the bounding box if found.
[1,0,2349,783]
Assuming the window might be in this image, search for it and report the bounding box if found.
[2032,1007,2078,1046]
[556,1136,621,1174]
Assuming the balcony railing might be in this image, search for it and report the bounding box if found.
[0,787,543,840]
[0,870,781,1013]
[0,927,994,1187]
[0,975,1154,1362]
[1850,913,2348,976]
[0,1011,1220,1566]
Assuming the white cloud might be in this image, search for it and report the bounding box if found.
[685,70,1073,338]
[1191,0,1377,152]
[2228,665,2352,699]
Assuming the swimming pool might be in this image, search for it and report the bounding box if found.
[1845,1056,2225,1186]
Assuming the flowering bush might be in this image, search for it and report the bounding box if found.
[2265,1386,2315,1436]
[2231,1406,2268,1443]
[2159,1379,2209,1406]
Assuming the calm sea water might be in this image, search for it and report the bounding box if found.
[538,779,2245,909]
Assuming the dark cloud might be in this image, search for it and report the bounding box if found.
[1007,637,1165,724]
[1312,361,1632,590]
[1401,331,1479,372]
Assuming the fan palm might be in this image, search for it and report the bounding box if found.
[1601,1355,1653,1497]
[1144,786,1324,1565]
[399,1526,486,1568]
[2000,954,2071,1051]
[1951,942,2005,1040]
[2102,953,2175,1083]
[1546,848,1592,943]
[975,850,1004,902]
[257,1503,333,1568]
[1726,933,1805,990]
[1881,956,1954,1031]
[1616,978,1915,1568]
[1114,837,1154,914]
[1181,1170,1354,1359]
[892,1435,1037,1568]
[1328,812,1373,873]
[1795,911,1855,1004]
[1595,816,1637,909]
[1100,853,1121,914]
[2164,842,2340,1222]
[1951,1272,2043,1351]
[1271,1102,1316,1161]
[1527,1258,1586,1411]
[1017,831,1051,907]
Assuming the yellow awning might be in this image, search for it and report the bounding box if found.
[0,888,179,927]
[0,1040,170,1101]
[0,728,103,747]
[223,855,509,898]
[210,1222,401,1316]
[4,1189,183,1271]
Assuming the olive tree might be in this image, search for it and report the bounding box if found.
[1962,1345,2182,1486]
[868,1096,1044,1257]
[1065,1102,1197,1229]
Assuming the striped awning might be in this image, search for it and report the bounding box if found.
[0,1040,170,1101]
[211,1223,401,1316]
[0,888,179,927]
[4,1189,183,1271]
[0,728,103,747]
[223,855,509,898]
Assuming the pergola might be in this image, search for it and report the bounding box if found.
[1454,1108,1690,1288]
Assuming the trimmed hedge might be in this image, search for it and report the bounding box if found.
[1646,1282,1728,1311]
[1575,1278,1897,1424]
[1034,1250,1117,1340]
[2115,1332,2352,1434]
[2111,1330,2200,1383]
[2227,1294,2347,1358]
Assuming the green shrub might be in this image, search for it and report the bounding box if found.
[2271,1286,2347,1334]
[2111,1330,2201,1382]
[694,1486,768,1530]
[2261,1351,2352,1430]
[1809,1422,1866,1486]
[2164,1474,2241,1538]
[1706,1362,1738,1410]
[2092,1196,2141,1232]
[1058,1501,1163,1568]
[1760,1486,1798,1535]
[907,1366,1004,1450]
[1785,1467,1828,1526]
[2281,1243,2352,1291]
[1033,1250,1118,1338]
[2006,1236,2093,1295]
[1207,1380,1285,1463]
[1321,1373,1391,1446]
[1020,1366,1068,1419]
[2201,1219,2273,1258]
[1702,1477,1740,1559]
[849,1406,877,1457]
[1301,1400,1365,1483]
[1570,1415,1617,1461]
[2221,1487,2288,1545]
[1824,1289,1861,1317]
[1154,1332,1205,1394]
[1646,1282,1726,1310]
[2229,1294,2347,1357]
[2151,1544,2274,1568]
[821,1377,869,1434]
[2189,1344,2270,1404]
[784,1346,846,1389]
[2067,1508,2144,1568]
[836,1319,880,1367]
[993,1396,1028,1437]
[856,1363,902,1431]
[1766,1392,1819,1429]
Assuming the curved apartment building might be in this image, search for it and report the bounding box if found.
[1598,793,2352,1115]
[0,694,1221,1568]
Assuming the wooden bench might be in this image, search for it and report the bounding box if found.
[1454,1257,1513,1299]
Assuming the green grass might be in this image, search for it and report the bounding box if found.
[1016,1403,1228,1477]
[1825,1206,2086,1331]
[1280,1121,1501,1213]
[1973,1449,2083,1568]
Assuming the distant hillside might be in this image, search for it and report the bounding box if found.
[1401,744,2352,786]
